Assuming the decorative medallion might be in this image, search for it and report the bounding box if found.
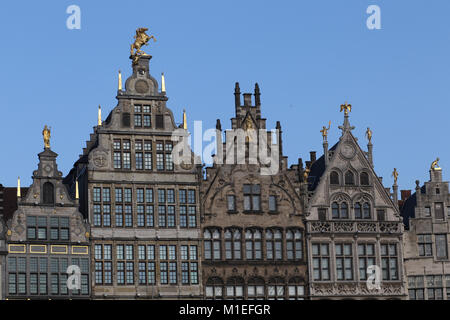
[340,143,356,159]
[180,160,194,170]
[44,164,52,173]
[135,80,149,94]
[93,151,108,168]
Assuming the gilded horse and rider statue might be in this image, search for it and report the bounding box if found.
[130,27,156,64]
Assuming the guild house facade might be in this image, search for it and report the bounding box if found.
[64,38,203,299]
[4,133,90,299]
[401,163,450,300]
[304,106,407,299]
[200,83,307,300]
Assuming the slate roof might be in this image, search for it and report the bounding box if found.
[307,142,338,191]
[400,184,426,230]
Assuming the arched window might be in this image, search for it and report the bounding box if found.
[332,202,340,219]
[345,171,354,185]
[43,182,54,205]
[268,277,286,300]
[204,229,221,260]
[286,229,303,260]
[363,202,371,219]
[330,171,340,185]
[340,202,348,218]
[226,277,244,299]
[205,277,224,300]
[354,202,362,219]
[360,172,369,186]
[247,277,265,300]
[288,277,306,300]
[245,229,262,260]
[266,229,282,260]
[225,228,241,260]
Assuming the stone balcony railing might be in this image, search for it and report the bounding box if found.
[308,221,401,234]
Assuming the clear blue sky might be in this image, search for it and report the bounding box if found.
[1,0,449,194]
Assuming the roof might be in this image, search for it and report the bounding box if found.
[400,184,426,230]
[1,187,29,223]
[307,142,338,191]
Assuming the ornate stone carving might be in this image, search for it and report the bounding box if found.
[334,222,355,232]
[310,222,332,233]
[357,222,377,232]
[379,222,400,233]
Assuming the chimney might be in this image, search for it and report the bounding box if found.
[243,93,252,106]
[310,151,316,163]
[401,190,411,202]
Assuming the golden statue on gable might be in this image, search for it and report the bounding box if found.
[320,121,331,141]
[431,157,441,171]
[42,125,51,149]
[340,102,352,116]
[130,27,156,64]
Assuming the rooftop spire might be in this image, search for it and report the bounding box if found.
[118,70,122,91]
[183,109,187,130]
[161,73,166,92]
[98,105,102,126]
[338,102,355,134]
[17,177,21,198]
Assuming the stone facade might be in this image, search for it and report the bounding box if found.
[200,83,307,300]
[65,55,203,299]
[305,112,407,299]
[0,185,6,299]
[5,146,90,299]
[401,167,450,300]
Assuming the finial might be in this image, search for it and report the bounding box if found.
[161,73,166,92]
[431,157,441,171]
[75,179,79,200]
[118,70,122,91]
[392,168,399,185]
[366,127,372,143]
[17,177,21,198]
[98,105,102,126]
[320,121,331,142]
[183,109,187,130]
[340,102,352,116]
[42,125,51,149]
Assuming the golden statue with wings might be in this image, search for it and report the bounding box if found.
[42,125,51,149]
[130,27,156,64]
[320,121,331,141]
[340,102,352,116]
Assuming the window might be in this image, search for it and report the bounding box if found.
[27,216,47,240]
[205,277,224,300]
[93,187,111,227]
[358,243,376,280]
[355,202,371,219]
[243,184,261,212]
[247,278,265,300]
[312,243,330,281]
[408,276,424,300]
[288,284,305,300]
[269,195,277,212]
[377,209,386,221]
[227,195,236,212]
[345,171,354,185]
[447,207,450,217]
[113,139,131,170]
[245,229,262,260]
[8,257,27,295]
[332,201,349,219]
[225,278,244,300]
[155,114,164,129]
[424,207,431,217]
[43,182,55,205]
[427,275,443,300]
[156,141,173,171]
[137,245,156,285]
[336,243,353,280]
[286,229,302,260]
[225,229,242,260]
[94,244,112,285]
[436,234,448,259]
[435,202,444,220]
[330,171,339,185]
[380,243,398,280]
[318,208,327,221]
[360,172,369,186]
[134,104,151,128]
[50,217,70,240]
[180,245,198,285]
[266,229,283,260]
[204,229,221,260]
[268,278,285,300]
[418,234,433,256]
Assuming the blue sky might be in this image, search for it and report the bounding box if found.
[0,0,449,194]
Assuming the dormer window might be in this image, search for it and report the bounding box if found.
[345,171,354,186]
[360,172,369,186]
[330,171,339,185]
[43,182,54,205]
[134,105,151,128]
